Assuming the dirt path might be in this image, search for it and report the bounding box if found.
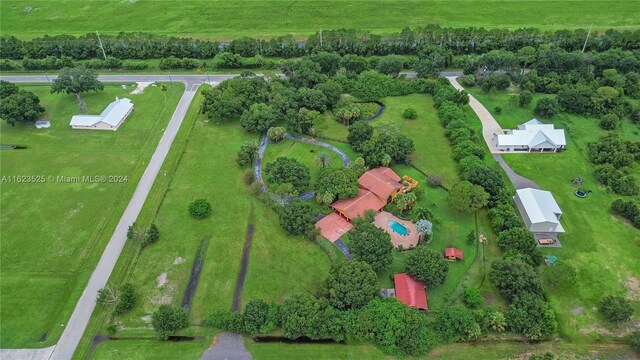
[199,223,255,360]
[446,76,503,154]
[232,223,254,312]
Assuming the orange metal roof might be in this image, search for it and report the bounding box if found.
[331,189,386,220]
[394,273,428,310]
[445,247,464,259]
[315,212,354,243]
[358,167,403,201]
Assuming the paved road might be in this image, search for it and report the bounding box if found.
[0,75,207,360]
[493,154,541,190]
[446,76,503,154]
[0,74,236,87]
[200,333,252,360]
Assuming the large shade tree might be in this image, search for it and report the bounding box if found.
[0,81,45,126]
[349,221,393,273]
[51,66,104,110]
[405,246,448,288]
[324,260,378,310]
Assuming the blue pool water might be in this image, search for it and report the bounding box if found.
[388,220,409,236]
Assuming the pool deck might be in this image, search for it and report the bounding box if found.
[374,211,419,249]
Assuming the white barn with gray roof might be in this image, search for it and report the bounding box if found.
[70,97,134,131]
[514,188,565,233]
[496,119,566,152]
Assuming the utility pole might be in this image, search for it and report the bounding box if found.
[581,24,593,53]
[320,29,323,48]
[96,31,107,60]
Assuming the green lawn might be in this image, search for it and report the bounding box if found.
[2,1,638,40]
[262,137,345,191]
[246,339,389,360]
[0,83,183,348]
[91,339,209,360]
[375,94,461,187]
[468,88,640,340]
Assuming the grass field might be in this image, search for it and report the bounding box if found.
[90,340,209,360]
[2,1,638,40]
[467,87,640,340]
[0,83,183,348]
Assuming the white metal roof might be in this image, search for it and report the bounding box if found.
[516,188,564,231]
[70,98,133,127]
[497,120,566,148]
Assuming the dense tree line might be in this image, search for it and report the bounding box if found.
[588,134,640,196]
[4,27,639,61]
[611,198,640,228]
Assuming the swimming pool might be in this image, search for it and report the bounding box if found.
[388,220,409,236]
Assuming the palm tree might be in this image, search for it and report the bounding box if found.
[316,153,332,168]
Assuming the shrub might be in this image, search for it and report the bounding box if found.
[152,305,188,340]
[435,305,482,342]
[142,223,159,246]
[402,107,418,119]
[462,288,484,308]
[264,157,311,189]
[599,113,620,130]
[459,75,476,87]
[427,174,443,187]
[105,323,117,337]
[518,90,533,107]
[494,106,502,114]
[324,261,378,309]
[267,126,286,143]
[188,199,212,219]
[534,98,560,118]
[631,330,640,354]
[114,283,136,315]
[507,293,557,340]
[279,199,315,236]
[405,246,448,288]
[600,295,634,323]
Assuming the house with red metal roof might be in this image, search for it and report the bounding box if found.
[393,273,428,310]
[444,247,464,261]
[315,167,419,242]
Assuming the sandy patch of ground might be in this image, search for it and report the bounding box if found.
[156,272,167,288]
[580,321,640,336]
[173,257,185,265]
[627,276,639,300]
[572,306,584,315]
[130,82,154,95]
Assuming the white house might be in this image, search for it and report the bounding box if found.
[70,97,134,131]
[495,119,566,152]
[514,188,564,233]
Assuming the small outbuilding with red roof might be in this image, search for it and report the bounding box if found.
[444,247,464,261]
[393,273,428,310]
